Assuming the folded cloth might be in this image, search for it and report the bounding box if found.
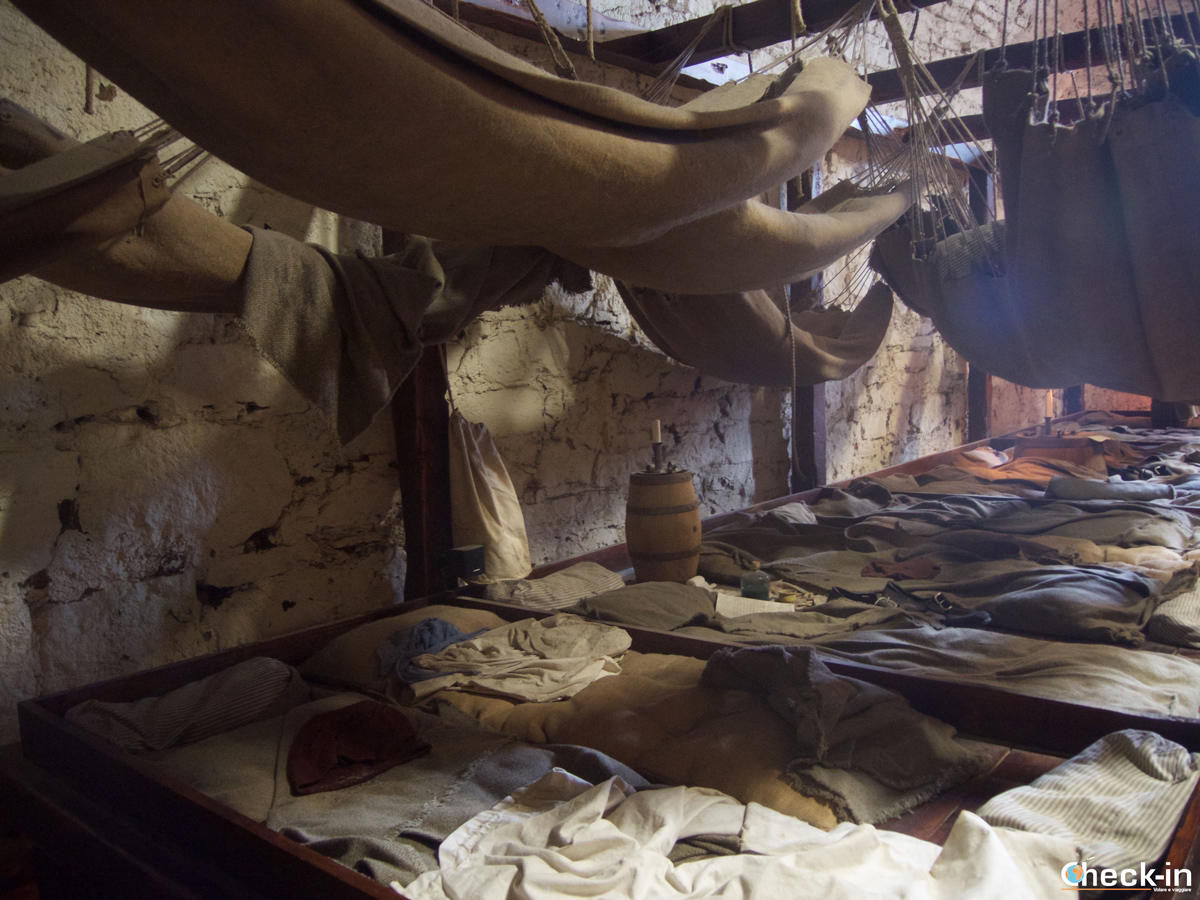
[65,656,311,753]
[567,582,718,631]
[408,614,631,703]
[977,729,1200,870]
[1045,476,1175,502]
[484,562,626,611]
[287,699,431,795]
[860,557,941,580]
[377,618,488,683]
[701,645,992,821]
[1147,580,1200,648]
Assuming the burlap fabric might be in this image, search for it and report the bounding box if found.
[11,0,909,294]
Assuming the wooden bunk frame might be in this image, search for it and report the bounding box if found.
[3,561,1200,899]
[529,409,1155,579]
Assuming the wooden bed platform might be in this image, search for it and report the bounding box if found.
[1,589,1199,899]
[3,409,1198,897]
[529,409,1164,579]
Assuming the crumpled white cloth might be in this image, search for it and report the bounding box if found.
[395,771,1075,900]
[408,614,631,703]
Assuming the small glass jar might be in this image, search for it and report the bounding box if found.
[740,561,771,600]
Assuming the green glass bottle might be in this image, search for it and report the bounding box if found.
[740,561,771,600]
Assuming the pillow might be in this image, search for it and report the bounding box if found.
[568,583,716,631]
[484,562,626,610]
[299,604,508,693]
[65,657,310,753]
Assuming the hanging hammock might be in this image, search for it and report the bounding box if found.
[869,1,1200,400]
[4,98,902,442]
[10,0,912,298]
[618,279,895,386]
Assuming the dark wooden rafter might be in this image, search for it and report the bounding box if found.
[603,0,950,67]
[431,0,950,81]
[868,12,1200,105]
[424,0,710,87]
[438,0,1194,149]
[886,11,1197,145]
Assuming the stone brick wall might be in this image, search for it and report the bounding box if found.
[0,0,1047,741]
[0,3,405,741]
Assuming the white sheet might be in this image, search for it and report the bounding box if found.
[396,772,1076,900]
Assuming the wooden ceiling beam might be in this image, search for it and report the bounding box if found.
[603,0,950,68]
[867,12,1198,105]
[424,0,711,88]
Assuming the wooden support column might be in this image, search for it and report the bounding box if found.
[384,230,453,601]
[1062,385,1085,415]
[965,165,992,442]
[786,169,827,492]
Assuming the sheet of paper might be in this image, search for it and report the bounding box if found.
[715,593,792,617]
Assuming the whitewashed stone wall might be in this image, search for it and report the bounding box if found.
[446,281,792,564]
[0,0,1032,743]
[0,3,406,742]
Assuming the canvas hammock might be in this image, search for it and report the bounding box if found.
[10,0,909,295]
[1,102,898,443]
[872,59,1200,400]
[618,280,894,387]
[0,130,171,283]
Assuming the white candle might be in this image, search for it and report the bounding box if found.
[652,419,662,443]
[1045,391,1054,420]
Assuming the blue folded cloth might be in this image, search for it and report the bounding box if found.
[376,618,488,683]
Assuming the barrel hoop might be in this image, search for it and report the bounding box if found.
[628,546,701,562]
[629,471,694,486]
[625,502,699,516]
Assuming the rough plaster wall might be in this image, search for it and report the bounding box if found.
[1082,386,1152,412]
[825,305,968,481]
[0,3,404,742]
[0,0,1037,736]
[447,282,791,565]
[990,381,1056,435]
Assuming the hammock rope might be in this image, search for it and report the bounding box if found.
[523,0,579,79]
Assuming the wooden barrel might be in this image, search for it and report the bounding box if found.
[625,470,701,583]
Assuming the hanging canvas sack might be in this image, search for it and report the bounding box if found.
[1108,64,1200,400]
[1010,112,1153,394]
[448,409,532,581]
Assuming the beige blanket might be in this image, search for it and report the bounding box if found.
[439,650,842,830]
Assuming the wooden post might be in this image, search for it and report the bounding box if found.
[384,230,453,600]
[786,169,827,491]
[966,165,992,441]
[1062,385,1084,415]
